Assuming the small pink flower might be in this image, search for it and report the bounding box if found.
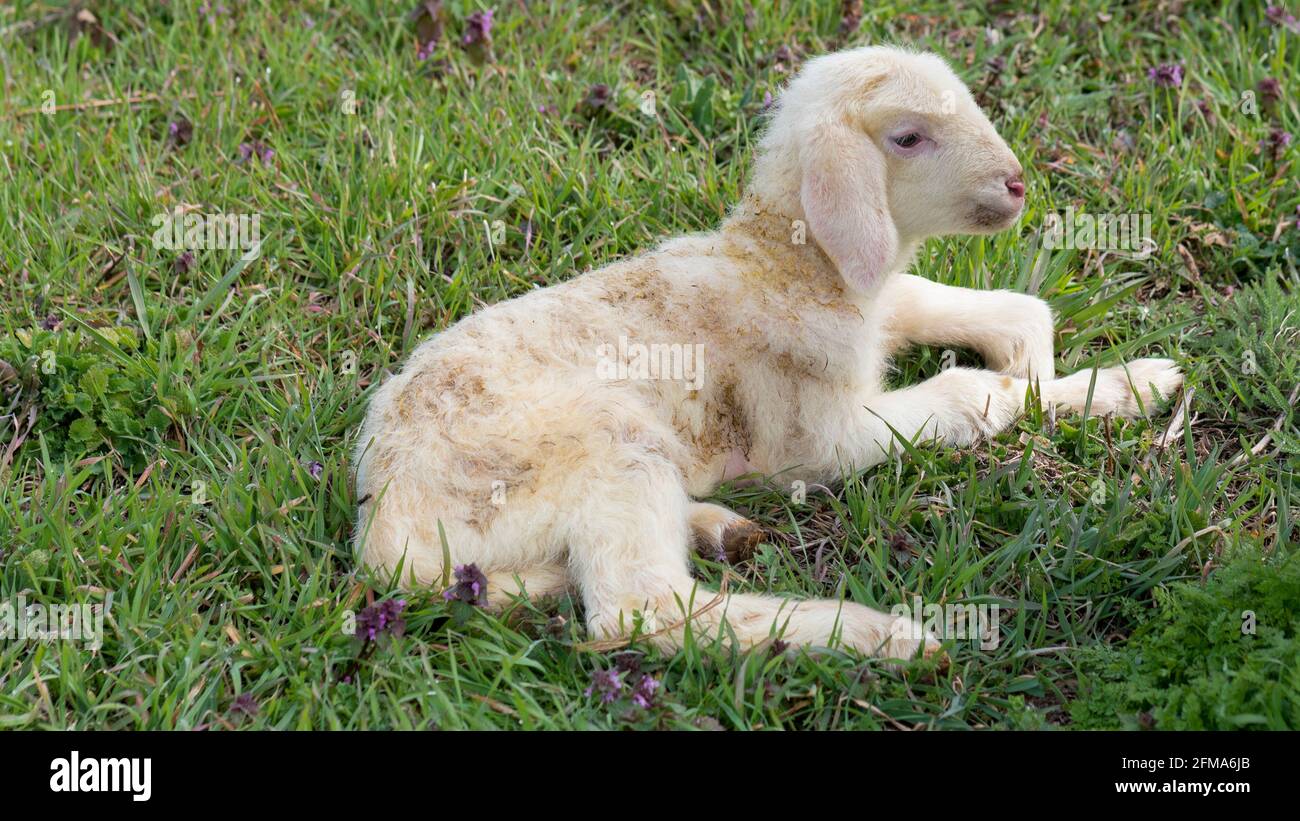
[461,9,493,47]
[631,674,661,709]
[356,598,407,643]
[1258,77,1283,104]
[1266,6,1300,33]
[237,140,275,166]
[229,692,259,717]
[584,668,623,703]
[1147,62,1183,88]
[1260,128,1292,159]
[443,564,488,606]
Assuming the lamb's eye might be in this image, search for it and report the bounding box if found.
[892,133,922,148]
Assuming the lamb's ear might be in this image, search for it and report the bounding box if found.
[799,119,898,292]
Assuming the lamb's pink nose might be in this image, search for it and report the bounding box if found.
[1006,177,1026,198]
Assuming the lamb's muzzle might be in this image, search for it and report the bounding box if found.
[352,45,1181,662]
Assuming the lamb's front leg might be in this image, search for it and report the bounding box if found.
[838,368,1031,472]
[812,361,1182,475]
[879,274,1056,381]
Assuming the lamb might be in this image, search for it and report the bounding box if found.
[352,45,1182,661]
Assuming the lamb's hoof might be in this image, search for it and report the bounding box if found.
[720,519,764,562]
[881,617,948,669]
[922,640,950,671]
[689,502,764,563]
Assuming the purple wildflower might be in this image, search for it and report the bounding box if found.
[411,0,446,56]
[1261,128,1293,159]
[40,314,60,331]
[237,140,275,166]
[578,83,612,118]
[200,3,229,24]
[584,668,623,703]
[305,460,323,480]
[762,90,774,111]
[229,692,259,717]
[442,563,488,606]
[770,45,796,71]
[1258,77,1283,104]
[612,651,642,675]
[1266,6,1300,33]
[173,251,195,275]
[630,674,660,709]
[840,0,863,34]
[461,9,493,46]
[1147,62,1184,88]
[168,118,193,147]
[356,598,408,643]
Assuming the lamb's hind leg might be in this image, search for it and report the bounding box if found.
[485,565,571,607]
[356,499,571,606]
[568,443,936,660]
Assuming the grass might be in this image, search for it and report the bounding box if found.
[0,0,1297,730]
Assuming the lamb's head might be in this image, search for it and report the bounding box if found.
[750,46,1025,292]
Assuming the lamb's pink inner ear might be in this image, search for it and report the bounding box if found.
[800,123,898,293]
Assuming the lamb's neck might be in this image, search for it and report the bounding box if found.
[722,192,915,307]
[736,139,926,280]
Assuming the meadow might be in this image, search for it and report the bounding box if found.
[0,0,1297,729]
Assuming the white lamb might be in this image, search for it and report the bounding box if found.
[353,45,1182,660]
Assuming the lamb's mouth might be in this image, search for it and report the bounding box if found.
[969,202,1021,231]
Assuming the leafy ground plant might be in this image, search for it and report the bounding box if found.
[0,323,195,471]
[1070,548,1300,730]
[0,0,1297,729]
